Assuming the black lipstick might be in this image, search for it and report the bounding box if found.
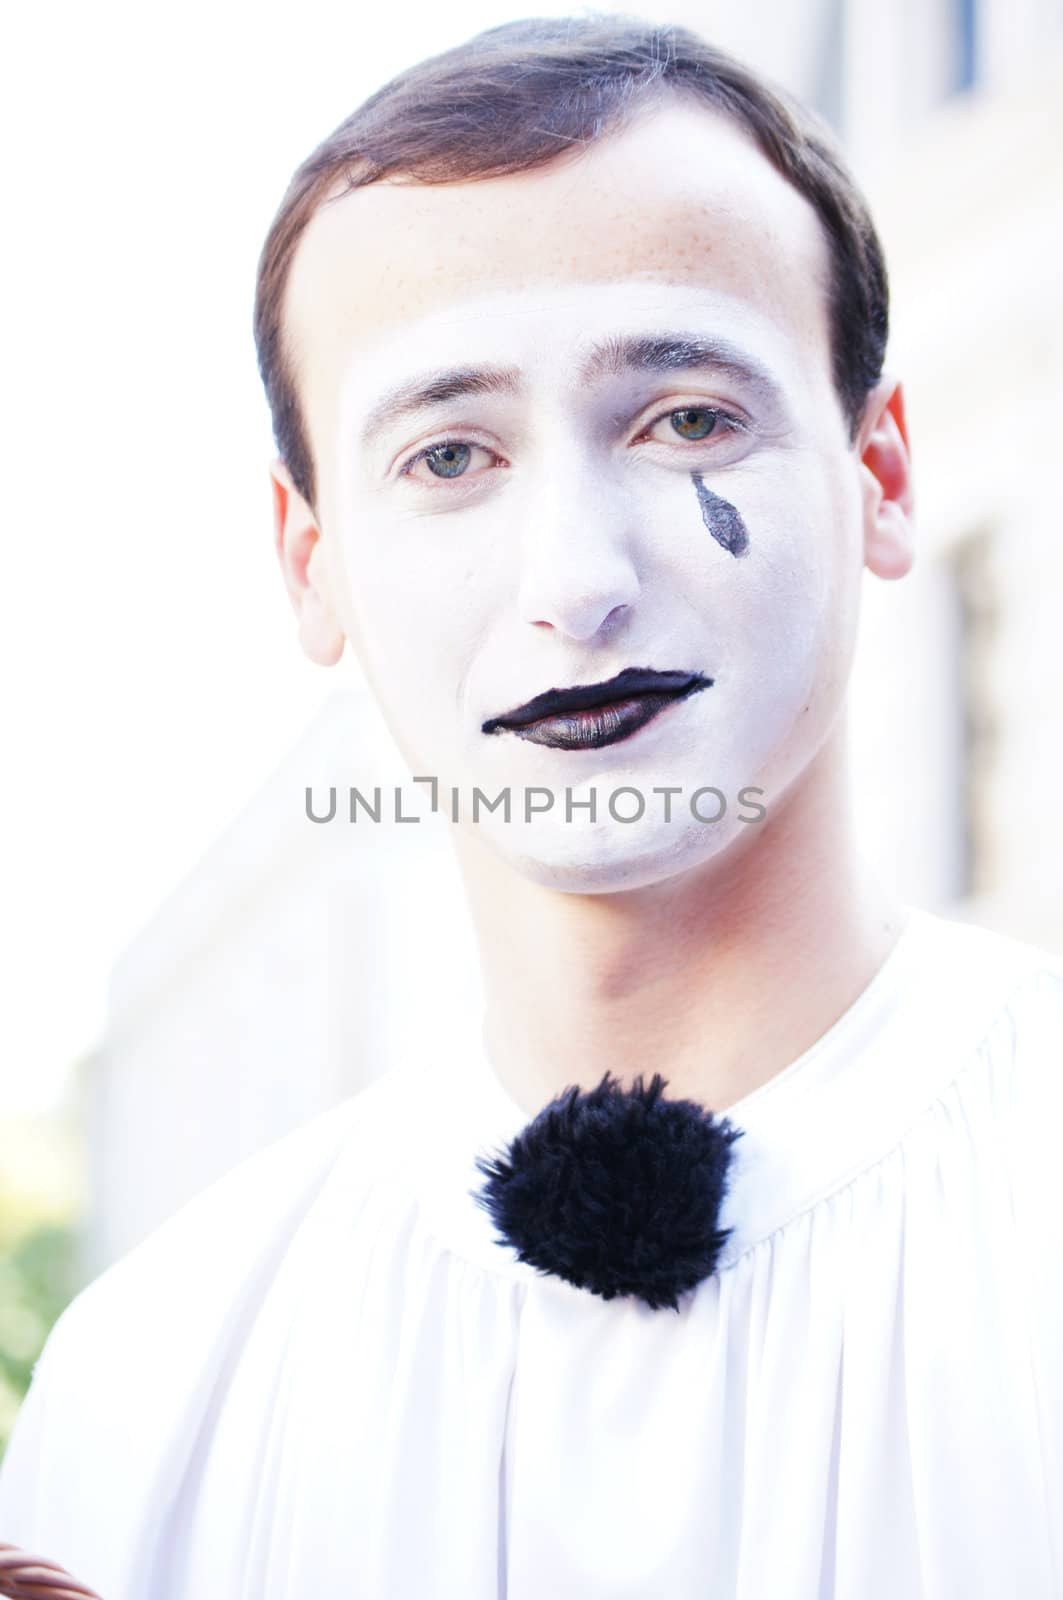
[482,666,713,751]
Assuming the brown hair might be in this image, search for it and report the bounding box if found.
[253,13,889,515]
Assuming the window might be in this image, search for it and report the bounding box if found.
[954,0,979,93]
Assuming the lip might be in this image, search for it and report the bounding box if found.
[505,690,704,750]
[483,667,712,731]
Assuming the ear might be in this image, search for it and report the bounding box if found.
[856,377,915,581]
[270,458,346,666]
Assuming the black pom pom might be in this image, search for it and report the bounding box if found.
[470,1071,744,1312]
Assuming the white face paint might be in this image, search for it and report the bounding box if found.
[283,100,868,891]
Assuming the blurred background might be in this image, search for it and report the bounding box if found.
[2,0,1062,1455]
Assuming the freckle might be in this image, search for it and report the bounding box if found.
[691,473,750,558]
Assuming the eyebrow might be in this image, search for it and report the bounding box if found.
[357,331,785,449]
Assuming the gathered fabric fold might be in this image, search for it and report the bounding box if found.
[1,908,1061,1599]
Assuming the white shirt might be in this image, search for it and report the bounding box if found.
[1,903,1061,1599]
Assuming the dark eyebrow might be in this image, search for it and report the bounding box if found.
[358,331,783,449]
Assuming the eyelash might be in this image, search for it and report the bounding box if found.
[398,405,748,482]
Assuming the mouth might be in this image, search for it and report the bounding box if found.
[481,667,713,751]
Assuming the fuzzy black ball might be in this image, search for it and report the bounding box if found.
[470,1071,744,1312]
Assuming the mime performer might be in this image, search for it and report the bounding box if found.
[1,14,1062,1599]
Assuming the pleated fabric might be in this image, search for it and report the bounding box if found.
[1,905,1061,1600]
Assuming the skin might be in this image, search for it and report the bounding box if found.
[272,93,916,1116]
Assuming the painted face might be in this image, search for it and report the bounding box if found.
[282,97,869,890]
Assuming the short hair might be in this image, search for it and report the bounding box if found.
[253,13,889,515]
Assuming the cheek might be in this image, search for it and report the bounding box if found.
[337,525,492,730]
[726,475,860,734]
[640,467,840,636]
[677,468,853,744]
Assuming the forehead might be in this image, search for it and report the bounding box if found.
[284,96,834,478]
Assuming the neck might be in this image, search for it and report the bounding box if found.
[450,719,908,1118]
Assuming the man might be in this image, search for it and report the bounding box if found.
[1,14,1061,1598]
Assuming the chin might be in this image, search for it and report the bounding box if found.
[468,811,749,895]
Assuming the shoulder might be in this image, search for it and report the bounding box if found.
[8,1070,417,1455]
[943,911,1063,1051]
[0,1066,442,1550]
[909,905,1063,1042]
[923,909,1063,1163]
[875,906,1063,1110]
[875,905,1063,1142]
[972,922,1063,1117]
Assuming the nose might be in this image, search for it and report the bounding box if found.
[514,445,641,641]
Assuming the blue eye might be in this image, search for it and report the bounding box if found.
[670,408,718,440]
[422,441,472,478]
